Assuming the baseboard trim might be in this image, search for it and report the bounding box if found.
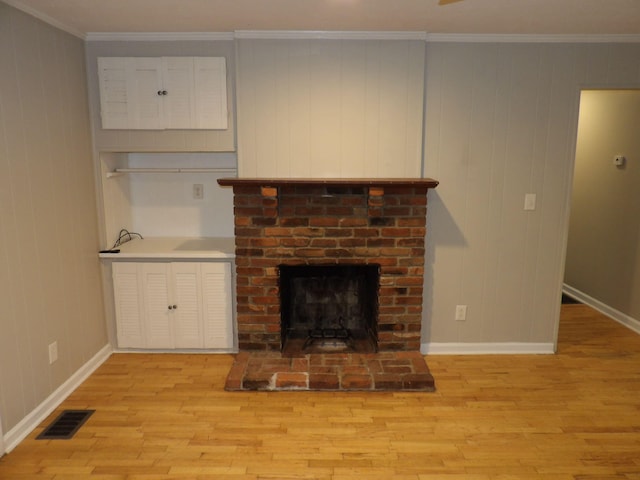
[421,342,555,355]
[562,284,640,335]
[3,344,112,453]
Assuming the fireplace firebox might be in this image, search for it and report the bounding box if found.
[279,264,379,356]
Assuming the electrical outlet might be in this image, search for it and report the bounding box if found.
[193,183,204,200]
[48,341,58,364]
[455,305,467,321]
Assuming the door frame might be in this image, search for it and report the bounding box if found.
[0,410,5,456]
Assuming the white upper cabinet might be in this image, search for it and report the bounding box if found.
[98,56,228,130]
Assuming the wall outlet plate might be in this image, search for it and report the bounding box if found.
[193,183,204,200]
[455,305,467,321]
[614,155,626,167]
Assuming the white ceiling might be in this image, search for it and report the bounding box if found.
[6,0,640,38]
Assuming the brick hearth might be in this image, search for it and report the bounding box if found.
[225,351,435,392]
[217,178,438,391]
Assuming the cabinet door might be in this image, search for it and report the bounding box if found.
[130,58,164,130]
[201,262,234,349]
[141,263,173,348]
[162,57,195,129]
[171,263,204,348]
[194,57,228,129]
[112,262,145,348]
[98,57,133,129]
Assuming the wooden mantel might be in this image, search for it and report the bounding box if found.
[217,178,439,189]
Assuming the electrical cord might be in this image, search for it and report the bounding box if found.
[111,228,144,249]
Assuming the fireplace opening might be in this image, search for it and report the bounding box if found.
[279,264,380,356]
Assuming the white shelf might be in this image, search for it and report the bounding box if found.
[99,237,235,259]
[106,167,237,178]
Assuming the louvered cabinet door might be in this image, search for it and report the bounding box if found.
[194,57,228,129]
[97,57,134,129]
[201,262,234,349]
[171,263,204,348]
[140,263,174,349]
[112,262,146,348]
[162,57,195,129]
[130,58,164,130]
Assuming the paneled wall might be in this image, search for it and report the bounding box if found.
[85,39,236,152]
[423,42,640,350]
[0,4,107,433]
[236,38,425,178]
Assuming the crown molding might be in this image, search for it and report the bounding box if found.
[85,32,235,42]
[425,33,640,43]
[234,30,428,40]
[86,31,640,44]
[3,0,85,39]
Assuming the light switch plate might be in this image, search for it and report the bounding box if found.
[524,193,536,211]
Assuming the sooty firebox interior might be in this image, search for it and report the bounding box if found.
[279,264,380,356]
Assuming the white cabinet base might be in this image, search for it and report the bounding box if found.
[112,261,234,351]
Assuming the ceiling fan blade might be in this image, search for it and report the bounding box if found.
[438,0,465,4]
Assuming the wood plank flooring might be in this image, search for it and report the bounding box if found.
[1,303,640,479]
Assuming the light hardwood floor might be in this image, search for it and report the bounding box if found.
[1,304,640,479]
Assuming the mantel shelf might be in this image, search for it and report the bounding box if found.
[217,177,439,189]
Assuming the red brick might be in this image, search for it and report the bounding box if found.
[261,186,278,197]
[397,217,425,227]
[380,247,412,256]
[294,248,325,257]
[309,374,340,390]
[275,372,308,389]
[382,207,412,216]
[310,238,338,248]
[264,227,292,236]
[341,374,372,390]
[309,217,339,227]
[252,296,280,305]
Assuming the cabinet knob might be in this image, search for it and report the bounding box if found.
[157,90,163,96]
[168,305,173,310]
[172,304,177,310]
[162,90,168,95]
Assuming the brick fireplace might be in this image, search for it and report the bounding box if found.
[217,178,439,391]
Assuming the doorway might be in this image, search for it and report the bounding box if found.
[563,89,640,330]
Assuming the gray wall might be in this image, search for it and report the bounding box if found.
[0,3,107,433]
[422,42,640,350]
[565,90,640,320]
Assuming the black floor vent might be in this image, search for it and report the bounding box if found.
[37,410,95,440]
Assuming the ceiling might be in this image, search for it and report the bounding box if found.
[6,0,640,38]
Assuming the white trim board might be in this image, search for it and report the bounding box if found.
[425,33,640,43]
[563,284,640,335]
[86,32,235,42]
[421,342,555,355]
[234,30,428,40]
[2,345,113,453]
[87,31,640,43]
